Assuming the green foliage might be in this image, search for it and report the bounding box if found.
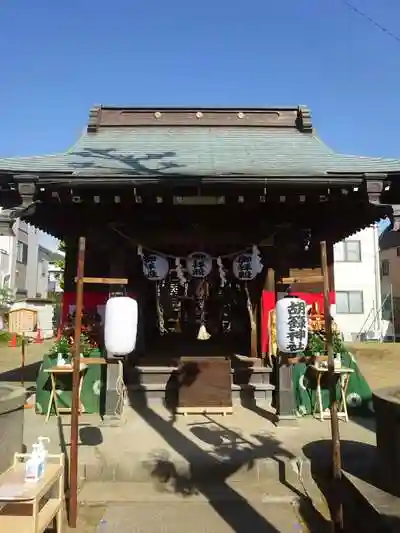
[0,330,22,345]
[48,332,93,359]
[306,329,344,356]
[0,287,14,307]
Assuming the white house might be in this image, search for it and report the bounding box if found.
[0,217,60,299]
[333,225,381,342]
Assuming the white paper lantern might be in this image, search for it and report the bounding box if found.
[104,297,138,355]
[276,297,308,353]
[232,253,258,281]
[142,253,169,280]
[186,252,212,278]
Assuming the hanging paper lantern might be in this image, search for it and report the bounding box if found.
[141,253,169,280]
[275,297,308,353]
[104,297,138,356]
[232,253,258,281]
[186,252,212,278]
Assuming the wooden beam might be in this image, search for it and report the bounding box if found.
[277,275,324,284]
[74,277,128,285]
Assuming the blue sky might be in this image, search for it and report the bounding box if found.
[0,0,399,160]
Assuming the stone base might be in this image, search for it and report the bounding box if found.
[274,415,299,427]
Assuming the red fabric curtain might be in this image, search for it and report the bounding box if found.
[261,291,336,355]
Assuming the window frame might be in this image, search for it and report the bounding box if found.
[335,240,362,263]
[335,290,364,314]
[16,241,28,264]
[381,259,390,277]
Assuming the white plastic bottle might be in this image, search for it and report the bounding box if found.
[37,436,50,477]
[25,444,41,482]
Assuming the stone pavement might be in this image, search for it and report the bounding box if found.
[70,481,328,532]
[22,402,376,531]
[22,402,376,485]
[91,501,306,533]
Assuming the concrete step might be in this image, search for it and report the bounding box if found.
[231,383,274,402]
[78,480,302,505]
[126,382,275,402]
[133,366,178,386]
[79,454,310,485]
[84,500,308,533]
[232,367,273,386]
[132,365,274,388]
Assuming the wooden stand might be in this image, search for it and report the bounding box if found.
[0,452,64,533]
[44,363,88,422]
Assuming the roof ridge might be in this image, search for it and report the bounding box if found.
[86,105,314,133]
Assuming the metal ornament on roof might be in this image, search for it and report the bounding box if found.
[186,252,213,278]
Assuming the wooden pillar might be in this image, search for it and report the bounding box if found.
[275,256,297,424]
[263,266,275,363]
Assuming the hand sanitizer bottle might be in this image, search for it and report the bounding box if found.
[37,436,50,477]
[25,444,41,482]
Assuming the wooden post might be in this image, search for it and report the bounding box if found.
[20,335,25,387]
[321,240,343,531]
[69,236,86,529]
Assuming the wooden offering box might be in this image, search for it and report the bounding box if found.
[176,356,233,415]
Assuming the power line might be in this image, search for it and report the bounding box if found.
[340,0,400,45]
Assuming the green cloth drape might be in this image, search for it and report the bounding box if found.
[292,349,373,417]
[35,348,104,416]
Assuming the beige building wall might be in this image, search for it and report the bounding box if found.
[380,247,400,297]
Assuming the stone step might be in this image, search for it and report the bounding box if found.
[79,455,311,485]
[232,367,273,386]
[132,365,273,387]
[231,383,274,402]
[78,480,302,505]
[126,382,275,402]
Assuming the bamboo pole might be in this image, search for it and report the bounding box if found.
[69,236,86,528]
[320,240,343,532]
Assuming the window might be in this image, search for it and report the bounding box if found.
[16,241,28,264]
[381,259,390,277]
[335,240,361,262]
[336,291,364,314]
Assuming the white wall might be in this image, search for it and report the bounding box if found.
[0,220,60,297]
[333,225,381,342]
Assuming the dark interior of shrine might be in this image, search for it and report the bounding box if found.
[33,181,390,364]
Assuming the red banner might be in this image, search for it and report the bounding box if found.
[62,291,136,322]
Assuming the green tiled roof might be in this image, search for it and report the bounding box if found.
[1,126,400,177]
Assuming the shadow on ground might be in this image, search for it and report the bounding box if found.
[0,361,41,384]
[123,366,330,533]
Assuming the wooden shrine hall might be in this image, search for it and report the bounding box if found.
[0,104,400,420]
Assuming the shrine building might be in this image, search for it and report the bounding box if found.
[0,105,399,419]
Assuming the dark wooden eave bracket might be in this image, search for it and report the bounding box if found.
[0,176,38,236]
[366,178,400,231]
